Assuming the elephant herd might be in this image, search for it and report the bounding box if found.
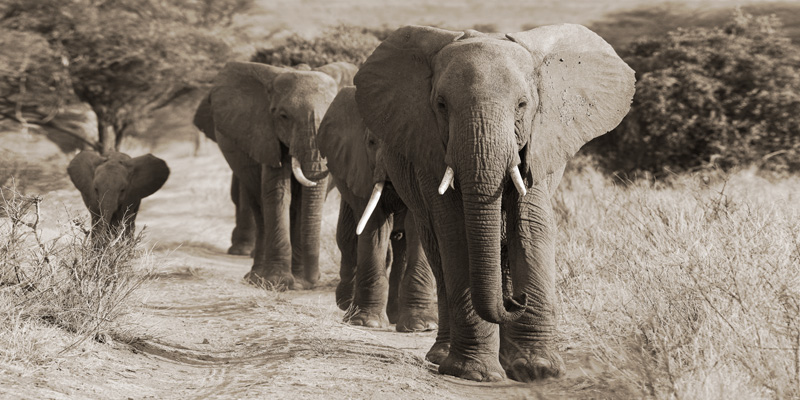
[67,24,635,383]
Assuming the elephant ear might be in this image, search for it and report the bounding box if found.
[507,24,635,186]
[210,62,285,168]
[126,154,170,202]
[68,150,105,206]
[192,94,216,142]
[317,87,373,199]
[354,26,463,175]
[314,62,359,89]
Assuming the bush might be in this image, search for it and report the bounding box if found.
[251,25,390,67]
[0,183,151,361]
[588,10,800,178]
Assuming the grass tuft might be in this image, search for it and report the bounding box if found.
[0,182,152,365]
[557,158,800,398]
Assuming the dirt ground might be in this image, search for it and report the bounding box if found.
[0,139,634,399]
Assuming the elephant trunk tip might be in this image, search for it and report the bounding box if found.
[476,293,528,324]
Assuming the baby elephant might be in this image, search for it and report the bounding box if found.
[318,87,437,332]
[68,150,170,241]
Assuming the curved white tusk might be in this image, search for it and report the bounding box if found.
[438,166,455,195]
[292,157,316,187]
[509,165,527,197]
[357,182,384,235]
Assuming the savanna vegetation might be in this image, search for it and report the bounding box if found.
[1,1,799,398]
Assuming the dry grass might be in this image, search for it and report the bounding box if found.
[0,182,152,367]
[555,158,800,398]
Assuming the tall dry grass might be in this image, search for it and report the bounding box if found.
[555,158,800,398]
[0,182,152,367]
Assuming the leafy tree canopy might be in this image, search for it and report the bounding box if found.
[0,0,251,152]
[587,9,800,177]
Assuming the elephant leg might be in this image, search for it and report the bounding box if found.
[387,218,404,324]
[420,171,504,382]
[290,180,303,279]
[500,183,564,382]
[296,176,327,288]
[122,201,140,240]
[395,212,438,333]
[229,174,256,256]
[347,207,392,328]
[245,157,294,289]
[414,216,451,365]
[335,199,358,311]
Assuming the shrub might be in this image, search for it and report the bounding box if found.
[251,25,390,67]
[0,183,151,361]
[587,9,800,178]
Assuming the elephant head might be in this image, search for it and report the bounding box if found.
[208,61,358,186]
[68,150,170,236]
[354,25,634,323]
[317,86,388,234]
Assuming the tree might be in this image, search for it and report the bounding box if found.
[587,9,800,177]
[0,0,251,152]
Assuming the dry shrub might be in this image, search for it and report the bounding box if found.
[0,183,152,364]
[556,160,800,398]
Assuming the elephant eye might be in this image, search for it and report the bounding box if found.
[436,97,447,114]
[517,99,528,110]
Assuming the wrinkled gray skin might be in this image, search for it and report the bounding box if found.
[193,64,318,257]
[201,61,357,289]
[318,87,438,332]
[355,25,634,381]
[68,150,170,242]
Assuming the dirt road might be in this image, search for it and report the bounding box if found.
[5,143,614,399]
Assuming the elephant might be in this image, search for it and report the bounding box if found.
[353,24,635,381]
[193,64,320,256]
[67,150,170,242]
[193,94,257,256]
[201,61,358,289]
[317,87,438,331]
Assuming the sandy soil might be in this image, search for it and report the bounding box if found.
[2,141,632,399]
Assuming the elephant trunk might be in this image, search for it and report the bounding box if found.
[300,176,327,285]
[451,108,527,324]
[98,192,119,231]
[291,112,328,183]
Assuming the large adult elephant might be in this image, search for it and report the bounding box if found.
[203,61,357,289]
[317,87,437,332]
[354,25,634,381]
[68,150,170,242]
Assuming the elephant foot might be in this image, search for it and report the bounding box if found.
[438,351,506,382]
[335,280,354,311]
[344,308,389,328]
[290,275,316,290]
[227,242,254,256]
[244,270,295,290]
[501,346,564,382]
[396,307,438,332]
[425,341,450,365]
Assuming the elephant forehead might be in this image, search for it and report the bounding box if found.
[435,40,532,100]
[273,71,338,101]
[94,163,130,186]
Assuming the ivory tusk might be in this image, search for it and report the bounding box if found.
[356,182,384,235]
[438,166,455,195]
[292,157,316,187]
[509,165,527,197]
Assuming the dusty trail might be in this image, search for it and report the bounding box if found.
[2,143,605,399]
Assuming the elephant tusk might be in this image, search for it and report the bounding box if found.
[292,157,317,187]
[509,165,527,197]
[357,182,384,235]
[438,166,455,195]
